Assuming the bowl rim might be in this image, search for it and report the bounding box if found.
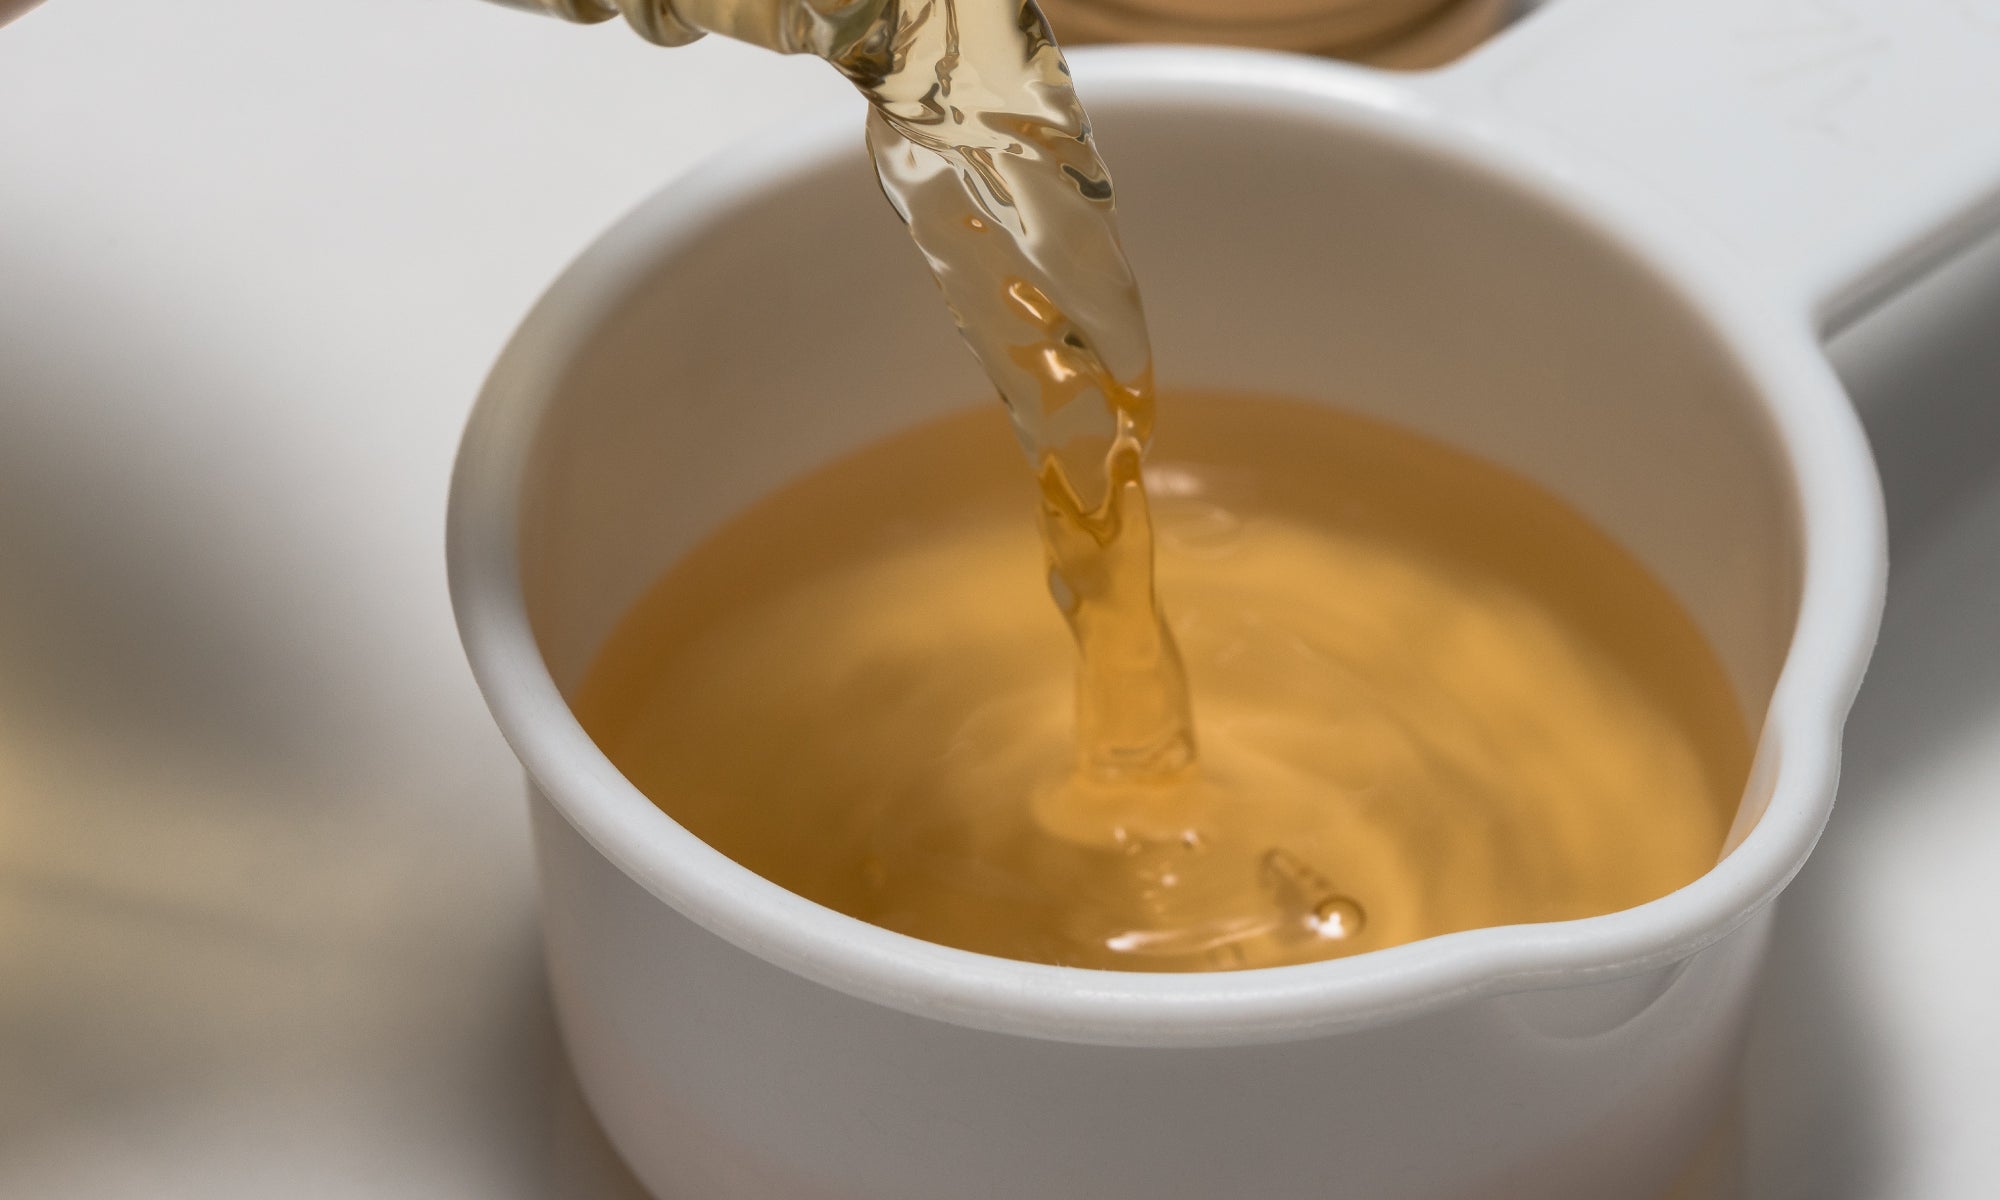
[445,46,1885,1047]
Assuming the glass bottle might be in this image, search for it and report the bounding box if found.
[483,0,891,55]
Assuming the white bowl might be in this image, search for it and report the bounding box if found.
[449,5,2000,1193]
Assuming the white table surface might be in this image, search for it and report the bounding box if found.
[1,3,1995,1197]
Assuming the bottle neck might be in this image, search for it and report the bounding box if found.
[487,0,895,55]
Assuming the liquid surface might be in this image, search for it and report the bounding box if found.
[574,394,1752,971]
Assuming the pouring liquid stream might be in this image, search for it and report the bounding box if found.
[830,0,1194,779]
[834,0,1372,961]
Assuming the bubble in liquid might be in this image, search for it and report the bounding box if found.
[1311,895,1365,941]
[1259,847,1365,943]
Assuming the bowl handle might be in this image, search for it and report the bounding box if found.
[1425,0,2000,333]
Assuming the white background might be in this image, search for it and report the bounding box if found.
[1,2,1996,1196]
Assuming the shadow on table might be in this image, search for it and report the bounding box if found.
[0,218,576,1200]
[548,1060,655,1200]
[1736,229,2000,1200]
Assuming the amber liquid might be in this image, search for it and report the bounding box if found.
[574,393,1750,972]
